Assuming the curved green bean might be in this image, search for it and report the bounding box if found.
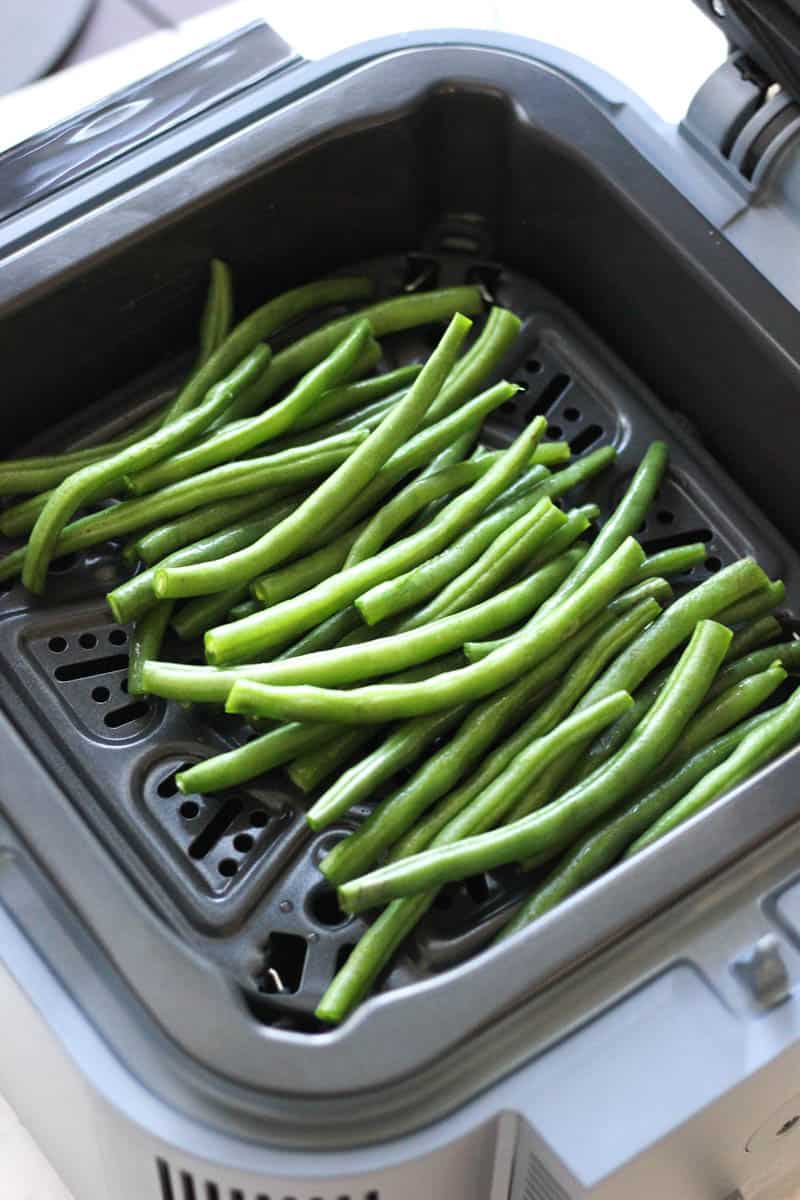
[154,313,474,600]
[128,603,175,695]
[291,364,422,433]
[223,537,645,723]
[176,721,340,795]
[717,580,785,625]
[204,413,547,664]
[706,640,800,700]
[131,489,294,566]
[498,707,779,942]
[424,306,521,422]
[337,620,730,912]
[130,320,375,494]
[197,259,233,367]
[325,598,659,885]
[626,682,800,856]
[161,275,372,425]
[21,345,272,593]
[727,615,782,660]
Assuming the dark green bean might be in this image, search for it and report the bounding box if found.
[291,365,422,433]
[224,286,484,422]
[130,321,375,494]
[256,523,367,605]
[276,608,364,660]
[727,615,783,660]
[325,598,659,885]
[197,259,233,367]
[717,580,785,625]
[626,682,800,855]
[226,598,261,622]
[337,620,730,911]
[289,730,375,793]
[154,314,475,600]
[223,538,645,723]
[638,542,707,579]
[172,586,253,641]
[161,275,372,425]
[128,603,175,695]
[21,345,271,593]
[498,707,779,942]
[131,490,294,566]
[204,413,547,664]
[423,306,521,423]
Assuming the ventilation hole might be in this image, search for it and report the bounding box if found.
[638,520,648,534]
[104,700,149,728]
[569,424,603,454]
[465,874,490,904]
[230,1191,245,1200]
[219,858,238,877]
[233,833,254,853]
[402,253,438,293]
[55,653,128,681]
[433,889,454,910]
[365,1192,380,1200]
[205,1185,220,1200]
[641,528,713,554]
[526,357,543,374]
[548,425,563,439]
[336,943,355,972]
[706,556,722,573]
[157,1159,175,1200]
[79,632,97,649]
[157,768,184,798]
[180,801,200,819]
[258,932,307,994]
[48,636,68,653]
[49,552,79,574]
[536,372,570,413]
[109,628,127,645]
[563,406,581,422]
[121,678,129,693]
[91,685,110,703]
[249,810,269,828]
[656,510,675,526]
[181,1172,197,1200]
[309,884,351,927]
[189,797,242,859]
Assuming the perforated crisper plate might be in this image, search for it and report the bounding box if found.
[1,247,798,1031]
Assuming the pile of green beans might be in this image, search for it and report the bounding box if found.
[3,263,799,1030]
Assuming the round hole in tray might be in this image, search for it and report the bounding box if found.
[234,833,254,854]
[563,406,580,422]
[249,810,269,828]
[513,378,529,392]
[91,685,110,703]
[108,629,127,646]
[308,883,350,927]
[180,800,200,819]
[120,678,129,693]
[706,556,722,573]
[219,858,238,878]
[656,510,675,526]
[525,358,543,374]
[548,425,563,439]
[48,636,68,653]
[79,632,97,649]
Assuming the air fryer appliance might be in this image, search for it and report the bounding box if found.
[4,8,800,1199]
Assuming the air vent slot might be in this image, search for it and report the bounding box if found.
[520,1152,572,1200]
[155,1161,381,1200]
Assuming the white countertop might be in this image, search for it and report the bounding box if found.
[0,3,762,1197]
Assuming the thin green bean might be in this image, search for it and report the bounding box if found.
[717,580,785,625]
[128,603,175,695]
[197,259,233,367]
[291,365,422,433]
[727,616,783,660]
[256,523,367,605]
[132,490,294,566]
[424,306,521,422]
[638,543,707,579]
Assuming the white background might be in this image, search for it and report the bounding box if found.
[1,4,789,1199]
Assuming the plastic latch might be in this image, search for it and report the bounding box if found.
[732,933,791,1008]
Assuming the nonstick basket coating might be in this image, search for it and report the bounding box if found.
[2,247,798,1033]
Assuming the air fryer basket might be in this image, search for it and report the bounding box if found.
[3,39,800,1123]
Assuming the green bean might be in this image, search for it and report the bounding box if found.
[161,275,372,425]
[256,524,367,606]
[204,413,547,664]
[361,447,616,629]
[326,599,659,884]
[225,286,484,422]
[498,708,779,941]
[128,603,175,695]
[197,259,234,367]
[276,393,399,450]
[705,641,800,699]
[0,439,362,585]
[291,365,422,433]
[717,580,785,625]
[21,345,271,594]
[129,321,375,495]
[423,306,521,422]
[289,730,374,793]
[276,608,364,660]
[345,459,505,569]
[172,586,253,641]
[176,721,340,795]
[143,550,583,703]
[131,490,293,566]
[626,682,800,856]
[337,620,730,912]
[611,577,673,610]
[530,442,571,466]
[666,663,787,768]
[464,444,667,659]
[223,537,645,723]
[154,314,475,601]
[107,495,300,625]
[727,616,783,660]
[227,599,261,622]
[390,499,568,632]
[638,542,707,579]
[526,505,599,564]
